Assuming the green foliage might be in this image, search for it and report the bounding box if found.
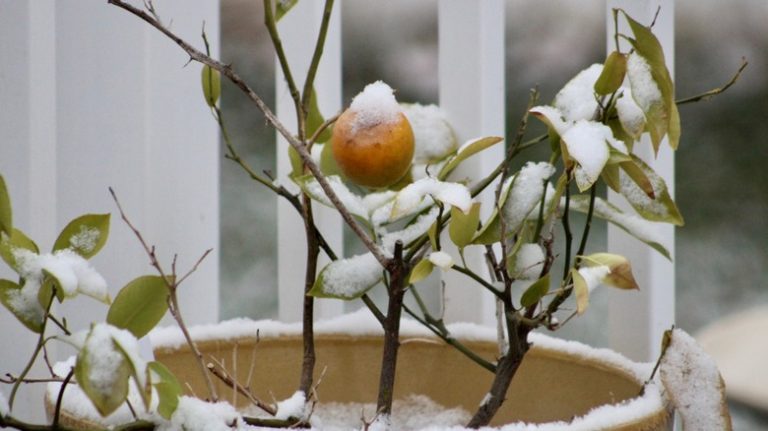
[438,136,503,180]
[0,279,44,333]
[52,213,111,259]
[520,274,550,308]
[0,228,39,273]
[618,9,680,152]
[306,88,332,143]
[408,258,434,285]
[75,332,132,416]
[0,175,11,236]
[149,361,182,419]
[594,51,627,96]
[107,275,171,338]
[201,65,221,108]
[275,0,299,22]
[449,203,480,250]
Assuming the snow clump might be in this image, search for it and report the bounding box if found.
[158,396,245,431]
[349,81,402,132]
[401,103,457,164]
[0,390,8,417]
[275,391,308,421]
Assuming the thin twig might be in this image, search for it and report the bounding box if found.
[207,360,277,416]
[676,58,749,105]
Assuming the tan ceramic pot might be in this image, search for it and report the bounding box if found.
[49,322,672,430]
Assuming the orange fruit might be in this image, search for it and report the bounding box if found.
[331,108,415,188]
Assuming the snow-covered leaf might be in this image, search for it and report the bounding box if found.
[401,103,457,165]
[107,275,171,339]
[615,88,646,141]
[620,10,680,152]
[53,214,110,259]
[529,106,570,138]
[149,361,182,420]
[449,203,480,249]
[520,273,550,308]
[0,228,39,273]
[75,325,133,417]
[570,195,671,260]
[619,156,683,225]
[502,162,556,232]
[594,51,627,96]
[428,251,454,270]
[0,278,44,333]
[620,159,655,199]
[408,258,434,285]
[660,328,732,431]
[438,136,503,180]
[201,65,221,108]
[579,252,639,291]
[297,175,369,222]
[391,178,471,219]
[30,250,109,303]
[510,243,545,280]
[310,253,383,300]
[561,120,613,191]
[110,326,150,409]
[0,174,11,236]
[553,64,603,122]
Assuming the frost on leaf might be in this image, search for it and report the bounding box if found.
[390,178,471,219]
[553,64,603,122]
[618,156,683,225]
[660,328,732,431]
[502,162,556,234]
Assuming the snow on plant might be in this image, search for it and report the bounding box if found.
[0,1,744,430]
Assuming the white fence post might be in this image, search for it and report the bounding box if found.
[0,0,219,419]
[438,0,505,325]
[606,0,676,362]
[276,1,344,321]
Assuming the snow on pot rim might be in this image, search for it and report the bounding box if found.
[147,309,671,430]
[47,310,671,430]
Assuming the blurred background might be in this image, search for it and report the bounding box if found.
[218,0,767,428]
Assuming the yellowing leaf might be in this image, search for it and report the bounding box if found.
[0,175,12,236]
[619,155,683,225]
[408,258,434,284]
[53,214,111,259]
[595,51,627,96]
[571,269,590,315]
[201,65,221,108]
[449,203,481,249]
[580,252,640,291]
[107,275,171,339]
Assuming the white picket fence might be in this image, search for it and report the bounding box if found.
[0,0,674,421]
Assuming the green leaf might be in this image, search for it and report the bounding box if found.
[75,334,132,417]
[201,65,221,108]
[275,0,299,21]
[408,259,434,285]
[306,88,332,144]
[620,159,655,199]
[449,203,480,249]
[288,146,304,178]
[107,275,170,339]
[571,195,671,260]
[149,361,182,420]
[571,269,590,315]
[0,228,39,273]
[319,142,342,177]
[520,273,550,308]
[0,175,11,236]
[619,156,683,225]
[53,214,110,259]
[38,272,66,306]
[620,10,679,152]
[0,279,44,332]
[427,221,439,250]
[595,51,627,96]
[438,136,503,180]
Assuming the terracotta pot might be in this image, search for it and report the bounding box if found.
[49,324,671,430]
